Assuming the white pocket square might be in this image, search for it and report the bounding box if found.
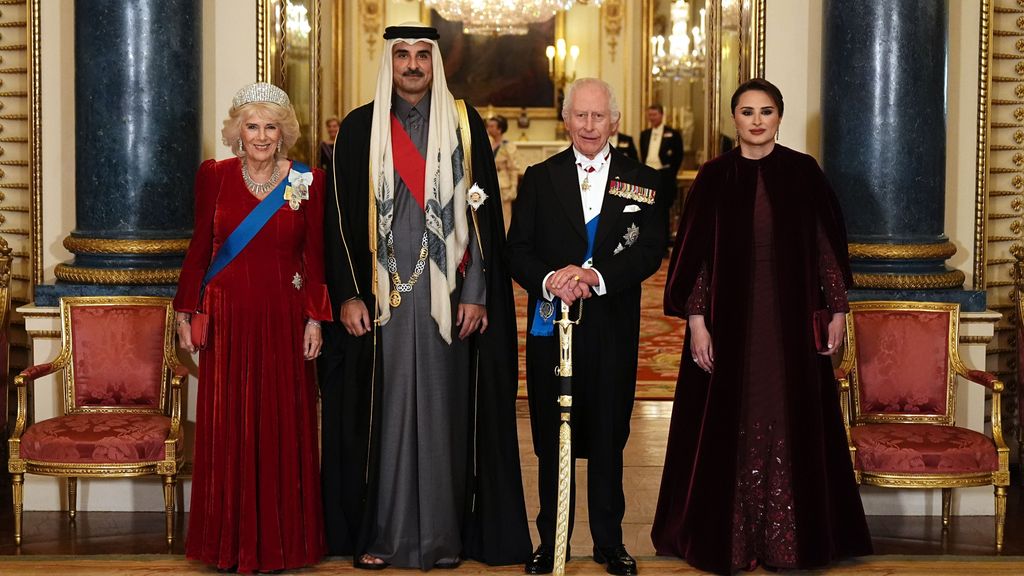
[623,204,641,213]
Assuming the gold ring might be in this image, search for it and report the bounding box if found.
[573,275,580,281]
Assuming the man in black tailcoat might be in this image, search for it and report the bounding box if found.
[506,78,670,576]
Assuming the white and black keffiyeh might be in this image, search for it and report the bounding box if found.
[369,24,469,344]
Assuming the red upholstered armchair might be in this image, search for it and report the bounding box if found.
[836,301,1010,550]
[6,296,188,546]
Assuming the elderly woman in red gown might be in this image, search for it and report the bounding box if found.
[651,78,871,574]
[173,82,331,574]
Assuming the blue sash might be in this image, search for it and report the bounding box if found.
[202,161,309,287]
[530,215,599,337]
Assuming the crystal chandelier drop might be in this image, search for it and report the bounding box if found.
[425,0,602,36]
[651,0,706,81]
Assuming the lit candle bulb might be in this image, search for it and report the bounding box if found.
[546,45,555,77]
[569,44,580,77]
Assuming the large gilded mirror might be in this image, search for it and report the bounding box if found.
[258,0,322,166]
[642,0,765,168]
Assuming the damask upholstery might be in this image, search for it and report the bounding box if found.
[70,305,167,408]
[7,296,187,547]
[837,301,1009,551]
[20,413,175,464]
[850,423,999,474]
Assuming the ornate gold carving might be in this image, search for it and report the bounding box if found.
[361,0,382,56]
[1015,153,1024,167]
[1016,61,1024,76]
[852,270,966,290]
[1014,129,1024,142]
[848,242,956,260]
[961,335,992,344]
[25,329,59,339]
[53,264,181,285]
[1018,38,1024,52]
[1016,84,1024,99]
[1017,15,1024,29]
[602,0,623,62]
[62,236,190,255]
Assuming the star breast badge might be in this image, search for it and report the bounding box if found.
[292,272,303,290]
[623,223,640,247]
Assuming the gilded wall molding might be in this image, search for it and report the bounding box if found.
[29,0,40,285]
[53,265,180,285]
[848,242,957,260]
[361,0,383,57]
[62,236,190,255]
[977,0,992,290]
[602,0,623,63]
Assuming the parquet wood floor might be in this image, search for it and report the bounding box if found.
[1,400,1021,573]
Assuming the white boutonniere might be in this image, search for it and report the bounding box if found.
[285,169,313,210]
[466,183,488,210]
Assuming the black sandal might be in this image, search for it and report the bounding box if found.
[355,554,389,571]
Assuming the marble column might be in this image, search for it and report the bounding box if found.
[821,0,984,310]
[35,0,201,306]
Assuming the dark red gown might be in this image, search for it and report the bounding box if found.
[174,158,331,574]
[652,146,871,574]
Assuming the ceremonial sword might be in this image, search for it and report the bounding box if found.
[553,299,582,576]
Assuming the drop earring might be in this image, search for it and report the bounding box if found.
[237,138,246,157]
[277,140,282,154]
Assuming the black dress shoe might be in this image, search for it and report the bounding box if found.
[593,545,638,576]
[435,556,463,569]
[525,547,554,575]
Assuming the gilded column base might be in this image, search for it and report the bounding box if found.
[852,270,965,290]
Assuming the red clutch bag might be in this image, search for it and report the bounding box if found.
[813,309,831,353]
[191,311,210,350]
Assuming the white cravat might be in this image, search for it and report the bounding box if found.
[645,124,664,170]
[575,144,611,223]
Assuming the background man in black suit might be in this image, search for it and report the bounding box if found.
[506,78,670,576]
[610,127,638,161]
[639,103,683,207]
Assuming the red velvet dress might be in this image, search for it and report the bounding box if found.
[174,158,331,574]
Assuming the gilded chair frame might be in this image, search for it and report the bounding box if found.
[7,296,188,546]
[836,300,1010,550]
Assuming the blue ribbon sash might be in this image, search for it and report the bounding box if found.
[203,161,310,287]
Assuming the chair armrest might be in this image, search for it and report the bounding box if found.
[18,362,59,382]
[9,363,57,443]
[834,365,849,381]
[963,369,1003,392]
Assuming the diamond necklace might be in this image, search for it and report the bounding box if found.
[241,158,281,197]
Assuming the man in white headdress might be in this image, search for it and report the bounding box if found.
[319,23,531,570]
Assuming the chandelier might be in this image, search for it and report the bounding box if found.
[651,0,706,81]
[425,0,602,36]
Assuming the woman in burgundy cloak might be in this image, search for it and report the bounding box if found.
[651,79,872,574]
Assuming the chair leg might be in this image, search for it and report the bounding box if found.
[941,488,952,528]
[67,477,77,521]
[996,485,1007,553]
[12,473,23,546]
[163,475,176,546]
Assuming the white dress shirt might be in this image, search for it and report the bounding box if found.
[542,144,611,300]
[645,124,664,170]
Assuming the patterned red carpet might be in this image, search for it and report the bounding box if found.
[514,258,684,400]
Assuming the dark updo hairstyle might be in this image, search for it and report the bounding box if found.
[730,78,784,118]
[490,114,509,134]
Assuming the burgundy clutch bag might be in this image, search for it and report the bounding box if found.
[191,311,210,350]
[813,309,831,353]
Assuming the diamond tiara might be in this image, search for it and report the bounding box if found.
[232,82,291,109]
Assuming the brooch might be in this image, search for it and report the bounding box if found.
[539,300,554,320]
[467,183,488,210]
[285,169,313,210]
[292,272,303,290]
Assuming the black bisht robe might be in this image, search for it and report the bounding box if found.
[652,145,871,574]
[318,100,532,565]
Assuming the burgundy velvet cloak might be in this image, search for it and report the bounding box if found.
[652,145,871,574]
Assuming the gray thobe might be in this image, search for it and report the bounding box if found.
[366,92,486,569]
